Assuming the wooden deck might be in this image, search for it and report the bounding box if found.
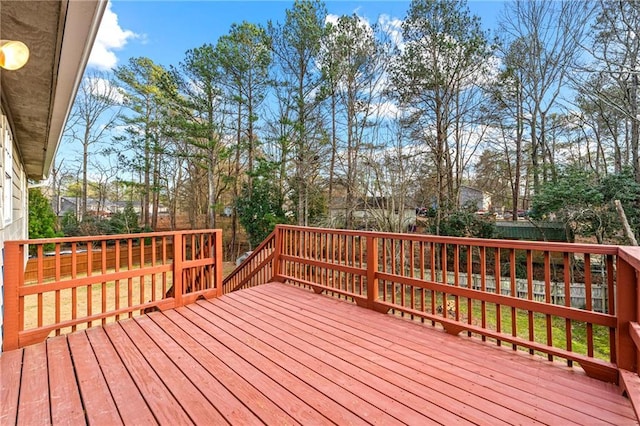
[1,282,637,425]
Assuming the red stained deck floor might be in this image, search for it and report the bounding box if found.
[1,282,637,425]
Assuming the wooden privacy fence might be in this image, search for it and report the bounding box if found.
[3,229,222,350]
[426,271,610,312]
[23,242,175,282]
[227,225,640,387]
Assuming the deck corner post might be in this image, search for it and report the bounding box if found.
[173,232,184,308]
[215,230,223,297]
[272,227,282,282]
[366,235,379,309]
[3,241,23,351]
[616,253,639,372]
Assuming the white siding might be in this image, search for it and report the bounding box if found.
[0,111,28,351]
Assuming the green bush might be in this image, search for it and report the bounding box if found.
[28,188,62,253]
[236,160,288,247]
[432,203,495,238]
[108,203,141,234]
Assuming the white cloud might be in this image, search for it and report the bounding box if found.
[326,10,371,28]
[88,2,139,70]
[378,14,403,50]
[86,76,125,105]
[368,101,399,120]
[325,14,340,26]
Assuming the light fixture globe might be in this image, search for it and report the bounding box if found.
[0,40,30,70]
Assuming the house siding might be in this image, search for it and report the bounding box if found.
[459,186,491,211]
[1,111,28,351]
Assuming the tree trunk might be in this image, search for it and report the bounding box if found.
[82,127,89,220]
[230,100,242,258]
[328,93,337,221]
[207,158,216,229]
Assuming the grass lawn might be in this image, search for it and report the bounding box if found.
[387,287,611,362]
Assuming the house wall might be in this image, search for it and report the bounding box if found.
[459,186,491,211]
[0,111,28,351]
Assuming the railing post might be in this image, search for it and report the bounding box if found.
[173,232,184,308]
[272,227,282,282]
[3,241,23,351]
[617,250,639,372]
[215,230,223,297]
[366,235,379,309]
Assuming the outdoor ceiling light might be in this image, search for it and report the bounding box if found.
[0,40,30,70]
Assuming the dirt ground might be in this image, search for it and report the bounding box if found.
[23,260,241,333]
[222,261,237,277]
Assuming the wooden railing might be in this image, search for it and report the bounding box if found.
[222,230,277,294]
[6,224,640,394]
[223,225,640,387]
[617,246,640,411]
[3,229,223,350]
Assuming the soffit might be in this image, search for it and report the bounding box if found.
[0,0,105,180]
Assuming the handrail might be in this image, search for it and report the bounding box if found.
[616,246,640,416]
[275,224,621,254]
[7,223,640,391]
[3,229,223,350]
[222,230,278,294]
[261,225,640,384]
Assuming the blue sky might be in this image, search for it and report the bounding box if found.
[64,0,508,177]
[88,0,506,71]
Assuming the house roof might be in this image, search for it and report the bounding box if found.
[0,0,106,180]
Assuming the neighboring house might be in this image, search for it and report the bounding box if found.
[0,0,106,350]
[459,185,492,211]
[53,196,79,217]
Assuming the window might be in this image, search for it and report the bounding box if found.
[2,116,12,225]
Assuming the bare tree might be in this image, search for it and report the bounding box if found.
[320,14,389,228]
[498,0,593,192]
[578,0,640,182]
[49,158,74,216]
[362,117,427,233]
[64,71,121,220]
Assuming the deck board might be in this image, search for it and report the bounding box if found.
[214,294,484,425]
[163,308,329,425]
[181,304,367,425]
[118,318,227,425]
[0,348,22,425]
[194,301,434,425]
[146,312,299,425]
[133,314,261,424]
[221,290,545,425]
[301,285,634,419]
[84,327,156,425]
[246,284,635,424]
[103,322,193,425]
[47,336,85,425]
[262,284,629,404]
[1,282,637,425]
[226,289,579,425]
[67,331,124,426]
[17,343,50,425]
